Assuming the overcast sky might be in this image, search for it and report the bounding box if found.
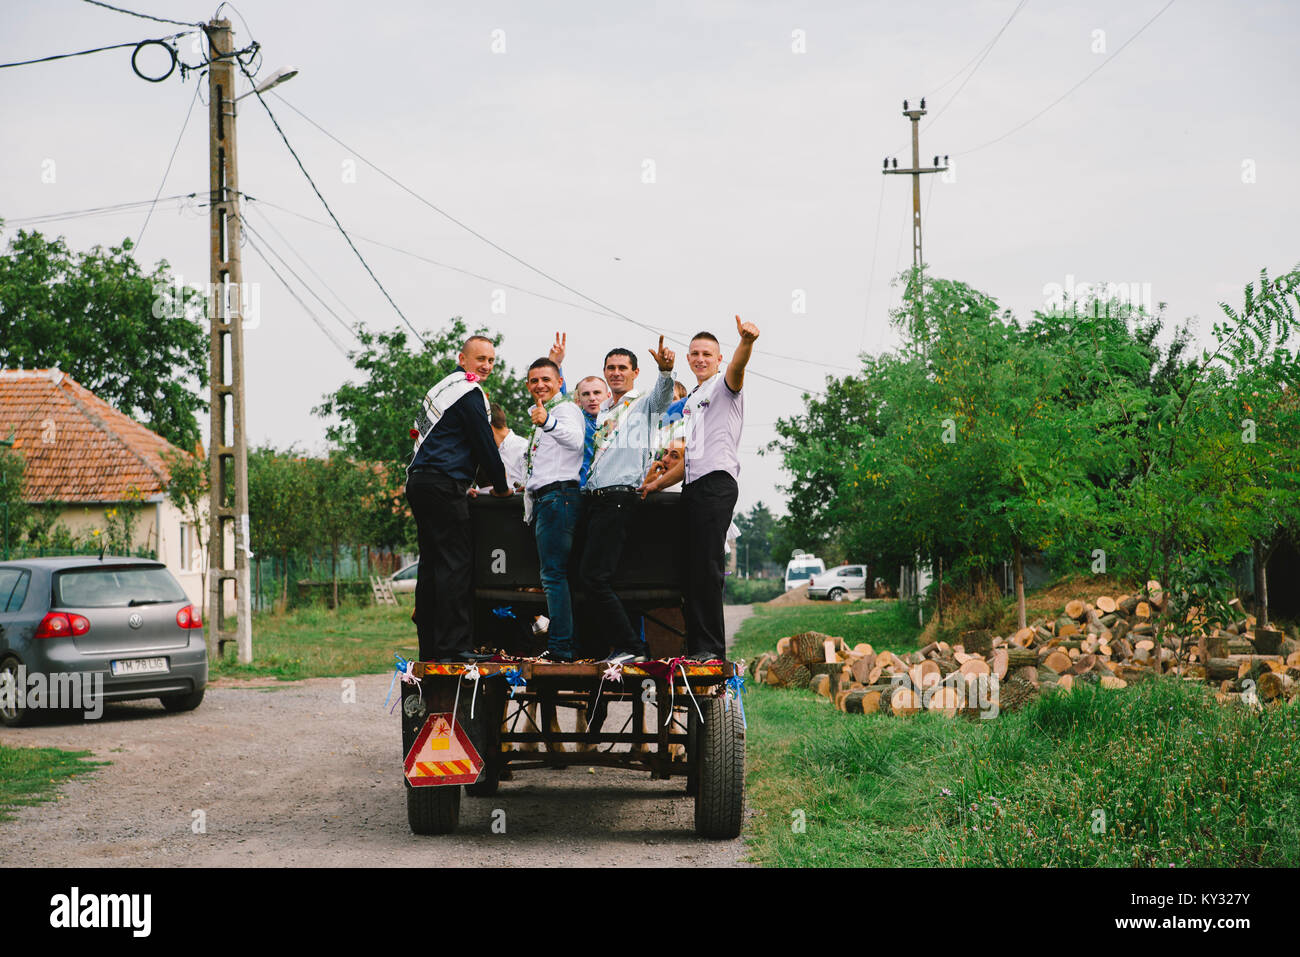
[3,0,1297,523]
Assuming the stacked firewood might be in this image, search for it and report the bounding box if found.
[748,582,1300,717]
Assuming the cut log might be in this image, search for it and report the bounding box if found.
[926,686,961,717]
[1100,675,1127,690]
[769,654,812,688]
[884,685,922,716]
[1206,658,1241,682]
[1118,594,1140,616]
[1064,599,1086,621]
[811,674,831,697]
[1254,629,1284,656]
[1135,601,1151,620]
[1096,596,1118,614]
[1011,626,1036,647]
[1146,580,1164,607]
[1005,647,1038,670]
[1043,650,1073,674]
[959,658,991,680]
[909,659,941,691]
[990,648,1009,680]
[776,636,792,656]
[1057,673,1074,691]
[850,654,877,685]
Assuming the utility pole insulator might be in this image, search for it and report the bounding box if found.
[206,18,254,664]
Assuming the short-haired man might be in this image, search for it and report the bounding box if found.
[573,375,609,488]
[641,316,759,661]
[406,335,511,663]
[522,358,586,661]
[579,338,676,663]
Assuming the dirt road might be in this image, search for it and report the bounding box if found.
[0,606,754,867]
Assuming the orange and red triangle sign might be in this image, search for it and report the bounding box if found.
[404,713,484,787]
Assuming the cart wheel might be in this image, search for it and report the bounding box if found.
[694,694,745,839]
[407,783,461,835]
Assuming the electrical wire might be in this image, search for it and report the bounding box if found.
[858,176,887,354]
[0,31,190,70]
[241,215,360,342]
[921,0,1028,133]
[958,0,1177,156]
[134,80,202,252]
[2,194,201,228]
[241,205,366,328]
[80,0,203,28]
[234,61,426,346]
[243,232,352,358]
[267,93,827,395]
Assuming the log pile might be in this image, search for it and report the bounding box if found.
[748,582,1300,718]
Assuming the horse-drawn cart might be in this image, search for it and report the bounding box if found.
[398,494,746,838]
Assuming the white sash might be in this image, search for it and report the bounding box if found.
[407,370,487,473]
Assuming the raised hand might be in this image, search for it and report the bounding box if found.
[548,331,567,366]
[529,396,549,426]
[735,314,760,344]
[648,334,676,372]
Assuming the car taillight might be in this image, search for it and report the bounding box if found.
[177,604,203,629]
[36,612,90,638]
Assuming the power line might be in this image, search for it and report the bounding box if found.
[134,80,202,252]
[241,214,360,342]
[246,192,857,375]
[80,0,203,28]
[268,93,827,395]
[242,232,352,358]
[241,205,366,328]
[958,0,1177,156]
[0,32,189,69]
[921,0,1028,132]
[2,193,201,228]
[858,176,887,354]
[234,60,426,345]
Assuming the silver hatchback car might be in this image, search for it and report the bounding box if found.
[0,557,208,726]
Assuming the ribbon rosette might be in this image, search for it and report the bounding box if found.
[465,372,479,382]
[602,661,625,684]
[504,668,526,698]
[385,654,419,712]
[725,674,747,728]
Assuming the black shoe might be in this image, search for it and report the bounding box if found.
[682,652,724,663]
[441,650,496,663]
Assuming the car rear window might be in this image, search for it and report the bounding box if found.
[53,566,187,608]
[787,565,819,581]
[0,568,29,612]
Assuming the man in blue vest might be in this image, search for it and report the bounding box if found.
[405,335,511,663]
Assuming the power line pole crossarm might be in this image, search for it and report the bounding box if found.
[206,18,253,664]
[882,98,948,340]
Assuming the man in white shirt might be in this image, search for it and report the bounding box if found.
[523,358,586,660]
[642,316,759,660]
[490,403,528,489]
[578,339,676,663]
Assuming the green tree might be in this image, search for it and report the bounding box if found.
[162,447,211,618]
[0,442,28,558]
[733,501,778,574]
[248,445,313,610]
[310,451,376,608]
[0,226,208,448]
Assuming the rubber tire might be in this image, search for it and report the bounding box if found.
[694,694,745,839]
[828,588,847,602]
[160,687,205,713]
[407,782,461,835]
[0,655,32,728]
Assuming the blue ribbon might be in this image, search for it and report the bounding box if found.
[725,674,747,729]
[385,654,412,710]
[491,605,517,619]
[504,668,527,698]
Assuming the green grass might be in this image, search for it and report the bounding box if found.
[736,602,1300,867]
[732,599,922,664]
[210,602,418,680]
[0,745,104,823]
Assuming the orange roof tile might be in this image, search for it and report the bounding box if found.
[0,369,190,503]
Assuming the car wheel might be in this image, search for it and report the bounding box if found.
[828,588,847,602]
[0,655,32,727]
[160,687,205,713]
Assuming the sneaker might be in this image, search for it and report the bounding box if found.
[605,651,648,666]
[538,648,575,663]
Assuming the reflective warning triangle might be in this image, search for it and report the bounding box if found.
[404,712,483,787]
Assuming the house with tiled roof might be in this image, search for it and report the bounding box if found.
[0,368,208,606]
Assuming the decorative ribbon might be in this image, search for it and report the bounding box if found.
[587,661,623,724]
[504,668,526,698]
[385,654,419,712]
[491,605,517,619]
[462,665,483,720]
[677,661,706,724]
[725,674,747,729]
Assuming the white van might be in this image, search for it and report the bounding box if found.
[783,554,825,592]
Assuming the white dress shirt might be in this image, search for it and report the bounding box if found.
[525,402,585,491]
[498,430,528,487]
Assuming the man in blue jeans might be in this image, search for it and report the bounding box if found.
[523,358,585,660]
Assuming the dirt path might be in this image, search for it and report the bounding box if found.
[0,605,755,867]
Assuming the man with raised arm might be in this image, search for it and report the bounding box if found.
[578,338,676,664]
[405,335,511,664]
[522,358,586,661]
[640,316,759,661]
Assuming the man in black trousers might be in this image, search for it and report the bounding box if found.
[405,335,511,663]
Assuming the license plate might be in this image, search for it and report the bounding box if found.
[111,657,169,676]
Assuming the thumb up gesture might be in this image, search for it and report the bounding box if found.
[735,314,760,344]
[530,396,549,426]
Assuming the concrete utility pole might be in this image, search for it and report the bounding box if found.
[205,18,253,663]
[883,98,948,340]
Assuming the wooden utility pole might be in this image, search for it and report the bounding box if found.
[883,98,947,341]
[206,18,253,663]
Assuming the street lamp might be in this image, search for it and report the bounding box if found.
[235,67,298,101]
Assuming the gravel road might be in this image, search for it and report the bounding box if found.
[0,606,754,868]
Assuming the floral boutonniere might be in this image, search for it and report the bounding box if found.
[465,372,479,383]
